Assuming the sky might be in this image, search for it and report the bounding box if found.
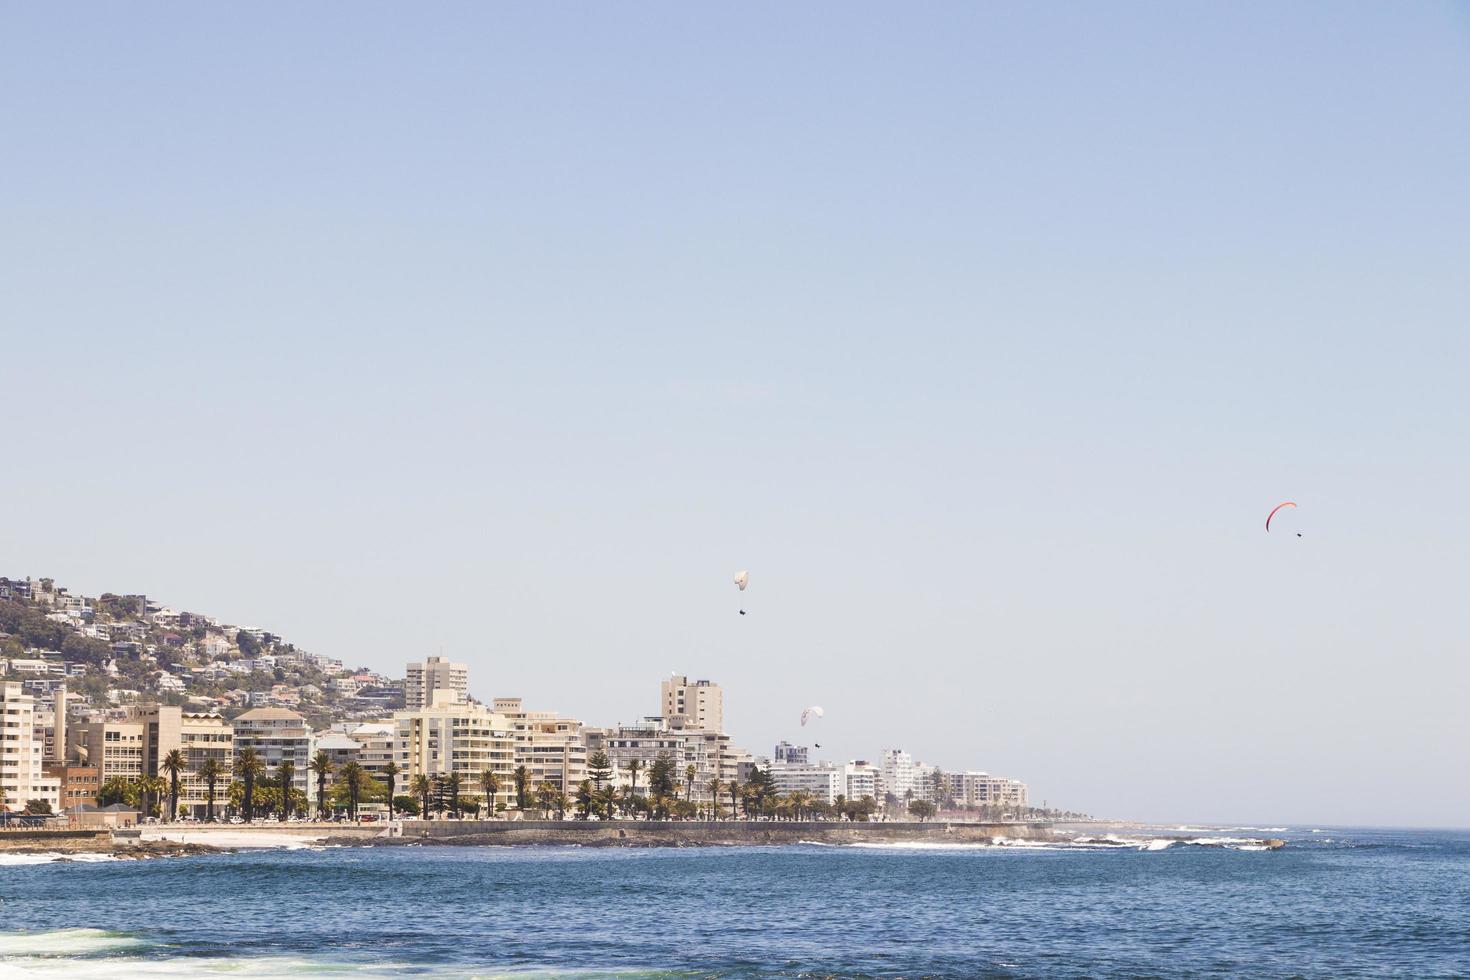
[2,3,1467,827]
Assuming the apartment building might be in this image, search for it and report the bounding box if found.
[232,707,315,804]
[404,656,468,710]
[395,691,514,811]
[70,717,147,781]
[769,762,842,804]
[843,760,880,801]
[494,698,587,794]
[177,712,233,818]
[659,675,723,732]
[0,681,61,812]
[774,740,807,764]
[879,749,916,801]
[949,771,1029,810]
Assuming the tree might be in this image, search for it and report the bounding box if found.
[623,758,642,797]
[412,774,432,820]
[276,760,296,821]
[587,750,612,791]
[198,757,224,822]
[535,781,559,817]
[707,778,724,820]
[446,773,461,819]
[159,749,187,821]
[647,753,678,802]
[339,762,366,820]
[512,765,531,810]
[727,780,742,820]
[309,751,334,820]
[393,795,420,817]
[908,799,936,822]
[24,799,53,815]
[383,761,400,821]
[575,779,594,820]
[97,776,136,808]
[234,747,265,823]
[478,769,501,818]
[138,776,167,819]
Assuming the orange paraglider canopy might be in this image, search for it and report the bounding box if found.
[1266,501,1297,532]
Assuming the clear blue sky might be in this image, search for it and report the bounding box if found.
[3,3,1467,826]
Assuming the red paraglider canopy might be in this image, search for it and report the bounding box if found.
[1265,501,1297,532]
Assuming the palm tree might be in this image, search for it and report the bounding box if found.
[513,765,531,811]
[198,757,224,822]
[340,762,366,820]
[412,774,432,820]
[685,764,697,802]
[383,761,400,821]
[141,775,167,821]
[309,750,333,820]
[727,780,742,820]
[234,747,265,823]
[536,780,558,817]
[160,749,188,821]
[623,758,642,797]
[276,759,296,821]
[707,778,724,820]
[446,773,461,818]
[478,769,501,819]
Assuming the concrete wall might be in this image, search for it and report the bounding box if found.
[407,819,1053,846]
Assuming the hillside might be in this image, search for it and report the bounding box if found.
[0,576,402,727]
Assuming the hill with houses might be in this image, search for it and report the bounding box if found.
[0,576,403,729]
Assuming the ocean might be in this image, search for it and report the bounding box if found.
[1,827,1467,978]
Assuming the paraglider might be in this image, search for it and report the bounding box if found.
[1266,501,1301,536]
[734,570,748,616]
[800,705,824,727]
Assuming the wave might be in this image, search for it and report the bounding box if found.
[0,929,683,979]
[0,853,119,867]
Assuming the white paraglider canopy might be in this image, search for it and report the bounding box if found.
[734,570,749,591]
[800,705,824,727]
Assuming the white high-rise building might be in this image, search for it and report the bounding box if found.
[843,760,880,802]
[1,682,60,813]
[405,656,469,711]
[769,762,842,804]
[660,675,723,732]
[879,749,915,802]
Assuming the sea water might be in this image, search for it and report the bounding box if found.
[1,827,1467,978]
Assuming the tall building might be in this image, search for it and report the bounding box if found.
[0,681,60,812]
[843,760,880,802]
[494,698,587,795]
[233,707,315,805]
[70,717,147,781]
[345,722,397,782]
[774,741,807,764]
[405,656,469,710]
[879,749,915,802]
[660,675,723,732]
[769,762,842,804]
[395,690,514,812]
[177,713,233,818]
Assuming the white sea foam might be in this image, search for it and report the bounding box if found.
[1141,839,1174,851]
[0,853,118,867]
[0,928,147,957]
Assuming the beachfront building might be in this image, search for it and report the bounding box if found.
[395,691,515,813]
[879,749,916,802]
[345,722,397,782]
[69,716,147,781]
[0,681,61,812]
[44,762,100,810]
[583,715,742,803]
[404,656,469,710]
[232,707,315,807]
[177,712,233,818]
[769,761,842,804]
[660,675,723,732]
[493,698,587,794]
[949,771,1029,811]
[843,760,880,802]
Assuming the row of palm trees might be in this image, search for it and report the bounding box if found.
[124,747,900,825]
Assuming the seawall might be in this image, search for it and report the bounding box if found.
[399,819,1054,847]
